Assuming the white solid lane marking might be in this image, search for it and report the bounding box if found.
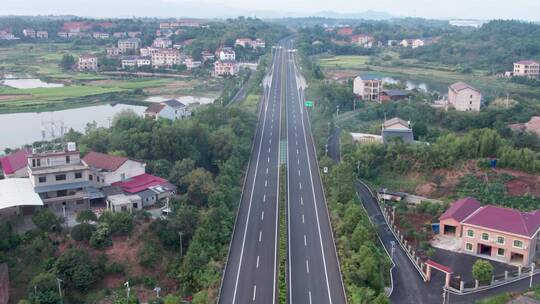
[304,235,307,246]
[259,231,262,242]
[253,285,257,301]
[302,214,305,223]
[261,211,265,221]
[309,291,313,304]
[256,255,260,269]
[306,259,310,273]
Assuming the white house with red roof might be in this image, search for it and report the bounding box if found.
[82,151,146,187]
[439,197,540,266]
[109,173,176,211]
[0,149,30,178]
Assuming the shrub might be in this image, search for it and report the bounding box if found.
[28,272,61,304]
[100,211,134,235]
[54,248,97,291]
[138,242,160,268]
[90,223,112,249]
[71,223,96,242]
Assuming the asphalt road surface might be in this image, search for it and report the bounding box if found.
[219,45,283,304]
[284,40,347,304]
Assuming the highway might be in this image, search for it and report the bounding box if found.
[219,45,284,304]
[284,40,347,304]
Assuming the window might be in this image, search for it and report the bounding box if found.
[467,229,474,238]
[514,240,524,248]
[466,243,473,251]
[37,159,40,167]
[55,174,66,181]
[89,175,93,181]
[57,190,67,197]
[66,156,70,164]
[482,233,489,241]
[497,248,505,256]
[75,172,82,179]
[38,176,47,183]
[121,173,126,180]
[97,176,100,182]
[497,236,505,244]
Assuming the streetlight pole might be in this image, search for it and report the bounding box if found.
[124,281,130,299]
[56,278,63,304]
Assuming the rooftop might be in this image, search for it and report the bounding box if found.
[162,99,186,108]
[145,103,166,114]
[0,149,29,175]
[357,74,381,81]
[516,60,539,65]
[449,81,479,93]
[383,117,410,129]
[439,197,481,222]
[82,151,130,172]
[463,205,540,238]
[112,173,171,194]
[0,178,43,210]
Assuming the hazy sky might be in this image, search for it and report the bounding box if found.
[3,0,540,20]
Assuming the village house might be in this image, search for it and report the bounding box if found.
[235,38,266,49]
[118,38,141,53]
[36,31,48,39]
[214,60,239,77]
[27,143,92,214]
[113,32,127,38]
[509,116,540,138]
[77,54,98,71]
[336,27,354,36]
[92,32,110,39]
[106,47,122,57]
[0,149,30,178]
[144,99,191,120]
[57,31,68,39]
[448,82,482,112]
[381,117,414,144]
[379,89,409,102]
[22,28,36,38]
[353,74,384,101]
[120,56,151,69]
[127,31,141,38]
[140,47,159,57]
[439,197,540,266]
[216,47,236,61]
[513,60,540,78]
[151,48,182,68]
[184,57,202,70]
[82,151,146,187]
[152,37,173,48]
[0,31,17,40]
[351,34,374,47]
[201,50,215,62]
[108,173,176,212]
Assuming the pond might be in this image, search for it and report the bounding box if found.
[0,104,146,150]
[145,95,216,105]
[1,78,64,89]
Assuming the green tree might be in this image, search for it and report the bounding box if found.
[472,259,494,283]
[163,295,180,304]
[59,54,75,70]
[184,168,216,206]
[54,248,96,291]
[90,223,112,249]
[76,210,97,223]
[28,272,62,304]
[32,209,60,232]
[168,158,196,192]
[71,223,96,242]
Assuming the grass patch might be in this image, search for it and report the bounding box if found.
[475,293,512,304]
[317,55,370,69]
[278,165,287,304]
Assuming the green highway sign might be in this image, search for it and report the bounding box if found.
[305,101,314,107]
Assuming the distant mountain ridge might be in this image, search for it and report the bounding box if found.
[311,10,394,20]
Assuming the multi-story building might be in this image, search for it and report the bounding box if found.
[113,32,127,38]
[22,28,36,38]
[184,57,202,70]
[77,54,98,71]
[121,56,151,69]
[27,143,91,213]
[144,99,191,120]
[381,117,414,144]
[513,60,540,78]
[151,49,181,68]
[214,60,239,77]
[439,197,540,266]
[353,74,383,101]
[82,151,146,187]
[351,34,374,47]
[140,47,160,57]
[253,38,266,49]
[447,82,482,112]
[152,37,173,48]
[118,38,141,53]
[201,50,215,62]
[36,31,48,39]
[216,47,236,61]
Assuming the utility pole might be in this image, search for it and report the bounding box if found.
[325,144,328,156]
[336,105,340,117]
[124,281,130,299]
[530,263,535,288]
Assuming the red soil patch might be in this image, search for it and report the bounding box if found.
[496,168,540,197]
